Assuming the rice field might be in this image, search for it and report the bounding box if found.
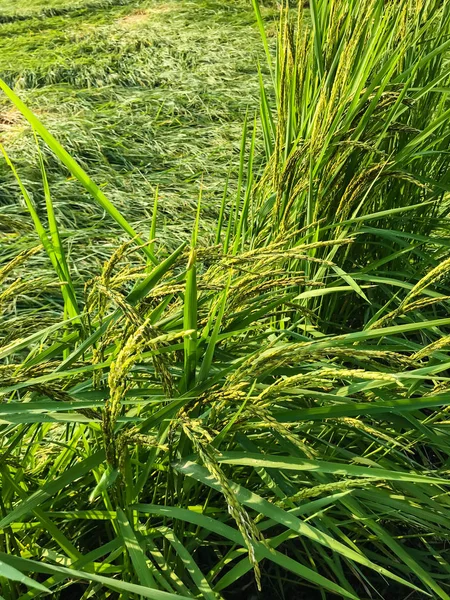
[2,0,450,599]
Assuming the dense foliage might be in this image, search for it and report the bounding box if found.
[1,0,450,598]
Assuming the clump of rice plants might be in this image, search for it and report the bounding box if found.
[252,0,450,326]
[2,0,450,599]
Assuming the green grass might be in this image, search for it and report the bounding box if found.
[2,0,450,598]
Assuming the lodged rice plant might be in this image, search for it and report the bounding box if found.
[0,0,272,301]
[2,0,450,599]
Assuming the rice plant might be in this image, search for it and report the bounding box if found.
[1,0,450,599]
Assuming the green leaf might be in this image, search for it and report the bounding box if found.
[0,559,48,593]
[89,466,120,503]
[116,509,156,589]
[216,452,450,485]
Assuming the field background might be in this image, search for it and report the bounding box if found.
[0,0,274,268]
